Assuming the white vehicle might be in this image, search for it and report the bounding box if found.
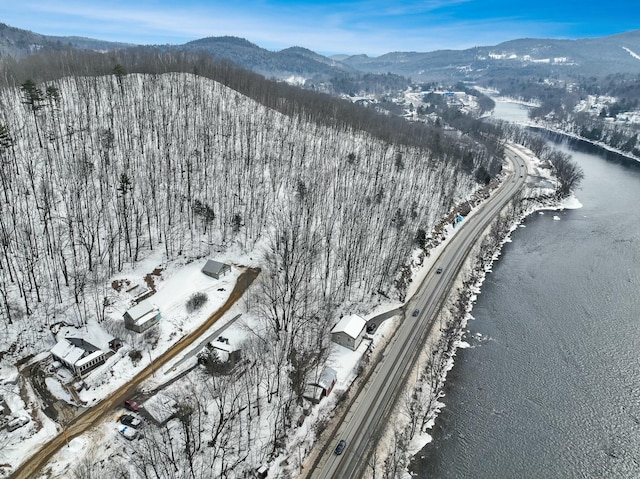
[118,424,139,440]
[7,416,30,432]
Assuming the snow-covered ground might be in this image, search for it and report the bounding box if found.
[0,217,460,478]
[1,141,579,479]
[0,175,497,479]
[0,250,248,477]
[0,72,487,479]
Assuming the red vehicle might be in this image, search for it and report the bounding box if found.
[124,399,141,411]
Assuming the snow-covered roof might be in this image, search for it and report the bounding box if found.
[57,323,115,352]
[135,310,160,327]
[212,337,239,354]
[202,259,230,276]
[143,393,177,425]
[125,300,158,321]
[331,314,366,339]
[50,340,86,366]
[75,350,105,368]
[303,384,324,401]
[66,338,99,354]
[317,367,337,390]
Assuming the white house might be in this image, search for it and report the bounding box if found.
[50,338,108,376]
[331,314,367,351]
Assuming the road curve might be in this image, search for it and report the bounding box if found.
[9,268,260,479]
[309,148,528,479]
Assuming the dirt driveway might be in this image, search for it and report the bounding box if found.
[10,267,260,479]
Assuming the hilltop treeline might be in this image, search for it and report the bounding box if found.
[0,47,503,173]
[0,68,493,362]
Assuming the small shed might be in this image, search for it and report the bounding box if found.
[331,314,367,351]
[201,259,231,279]
[211,336,242,366]
[126,284,152,303]
[123,300,160,333]
[109,338,123,351]
[143,393,178,426]
[303,367,337,404]
[255,465,268,479]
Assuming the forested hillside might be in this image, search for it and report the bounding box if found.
[0,56,508,475]
[0,68,497,355]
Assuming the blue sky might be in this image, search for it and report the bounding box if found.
[4,1,638,56]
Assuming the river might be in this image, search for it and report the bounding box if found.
[410,100,640,478]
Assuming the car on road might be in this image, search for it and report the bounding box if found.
[334,439,346,455]
[436,267,443,274]
[124,399,142,412]
[120,414,142,428]
[412,309,419,317]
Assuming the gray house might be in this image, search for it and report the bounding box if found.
[123,300,161,333]
[202,259,231,279]
[331,314,367,351]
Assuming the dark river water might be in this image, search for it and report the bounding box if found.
[411,103,640,478]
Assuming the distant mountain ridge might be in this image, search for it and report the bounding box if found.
[172,36,354,80]
[1,22,639,82]
[340,30,640,80]
[0,23,132,59]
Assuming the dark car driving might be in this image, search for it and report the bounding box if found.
[334,439,346,455]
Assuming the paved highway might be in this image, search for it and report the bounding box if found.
[309,147,528,479]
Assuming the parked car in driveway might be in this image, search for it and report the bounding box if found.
[118,424,139,440]
[120,414,142,428]
[124,399,142,412]
[334,439,346,455]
